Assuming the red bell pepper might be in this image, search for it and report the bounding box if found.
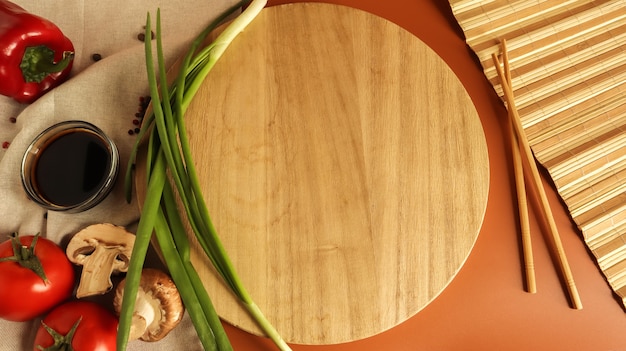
[0,0,74,104]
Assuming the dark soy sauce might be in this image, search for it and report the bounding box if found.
[32,130,111,207]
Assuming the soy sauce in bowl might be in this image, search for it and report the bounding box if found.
[21,121,119,212]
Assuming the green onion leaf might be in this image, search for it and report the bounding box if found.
[118,1,290,350]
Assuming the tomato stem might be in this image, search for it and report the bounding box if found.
[37,317,82,351]
[0,233,49,284]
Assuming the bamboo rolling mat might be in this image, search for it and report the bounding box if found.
[137,3,489,345]
[449,0,626,305]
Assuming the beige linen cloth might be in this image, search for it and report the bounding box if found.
[0,0,239,349]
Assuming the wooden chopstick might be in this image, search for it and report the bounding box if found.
[501,42,536,294]
[492,39,582,309]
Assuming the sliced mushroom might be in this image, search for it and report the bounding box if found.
[66,223,135,298]
[113,268,185,342]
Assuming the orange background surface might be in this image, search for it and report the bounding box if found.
[223,1,626,350]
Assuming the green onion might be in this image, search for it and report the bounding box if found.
[119,1,291,350]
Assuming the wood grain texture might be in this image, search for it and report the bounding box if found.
[140,3,489,344]
[450,0,626,309]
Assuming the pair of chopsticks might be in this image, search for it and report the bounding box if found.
[491,40,583,310]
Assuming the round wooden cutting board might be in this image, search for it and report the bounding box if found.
[139,3,489,345]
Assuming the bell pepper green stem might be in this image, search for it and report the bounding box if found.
[20,46,74,83]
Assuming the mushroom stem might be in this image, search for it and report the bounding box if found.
[129,313,148,341]
[75,244,124,298]
[66,223,135,298]
[113,268,185,342]
[128,289,162,340]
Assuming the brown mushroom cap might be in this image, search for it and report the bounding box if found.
[113,268,185,342]
[66,223,135,298]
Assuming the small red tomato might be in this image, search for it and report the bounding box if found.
[0,233,75,321]
[33,300,118,351]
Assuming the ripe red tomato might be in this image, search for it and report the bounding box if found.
[33,300,118,351]
[0,233,75,321]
